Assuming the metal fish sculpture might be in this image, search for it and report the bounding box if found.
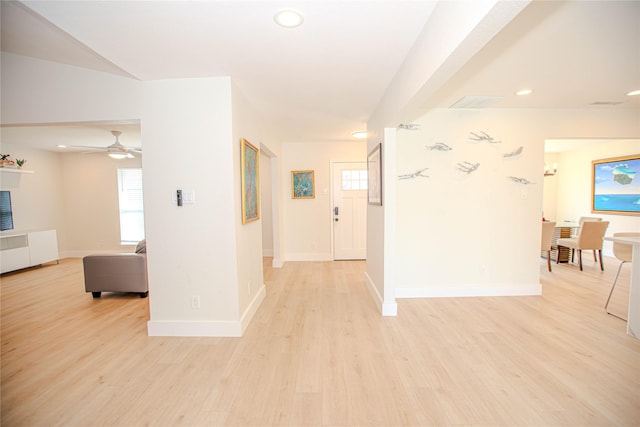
[508,176,535,185]
[503,146,524,158]
[426,142,453,151]
[398,167,429,180]
[469,131,501,143]
[457,161,480,174]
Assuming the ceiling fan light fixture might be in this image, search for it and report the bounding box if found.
[108,152,128,159]
[274,9,304,28]
[627,89,640,96]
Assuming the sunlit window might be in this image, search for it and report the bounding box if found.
[342,170,368,190]
[117,168,145,244]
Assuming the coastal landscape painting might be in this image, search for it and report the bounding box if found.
[592,154,640,216]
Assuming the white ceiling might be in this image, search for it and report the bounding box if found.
[1,0,639,152]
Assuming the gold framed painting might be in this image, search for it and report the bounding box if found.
[367,143,382,205]
[291,170,315,199]
[241,138,260,223]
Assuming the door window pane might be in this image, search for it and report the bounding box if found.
[341,169,368,190]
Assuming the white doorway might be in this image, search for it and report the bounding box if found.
[260,143,282,268]
[332,161,367,260]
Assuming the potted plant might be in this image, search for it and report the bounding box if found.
[16,159,27,169]
[0,154,15,167]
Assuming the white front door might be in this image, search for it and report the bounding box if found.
[332,162,367,260]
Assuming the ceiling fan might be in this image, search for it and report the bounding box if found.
[72,130,142,159]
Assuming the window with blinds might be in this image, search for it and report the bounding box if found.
[0,191,14,231]
[117,168,145,244]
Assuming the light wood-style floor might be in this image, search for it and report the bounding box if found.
[2,255,639,426]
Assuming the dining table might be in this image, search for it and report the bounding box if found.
[604,235,640,339]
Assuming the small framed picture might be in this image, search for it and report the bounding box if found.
[291,170,315,199]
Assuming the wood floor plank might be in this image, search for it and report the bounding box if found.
[1,256,639,426]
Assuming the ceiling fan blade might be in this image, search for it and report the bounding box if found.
[70,145,107,151]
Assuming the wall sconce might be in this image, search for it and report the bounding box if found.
[544,163,558,176]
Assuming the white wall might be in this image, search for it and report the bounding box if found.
[261,150,274,256]
[281,141,366,261]
[0,143,65,243]
[542,151,560,221]
[552,140,640,256]
[231,82,266,330]
[60,152,142,256]
[395,108,639,298]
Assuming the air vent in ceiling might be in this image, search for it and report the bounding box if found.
[450,96,503,109]
[590,101,624,106]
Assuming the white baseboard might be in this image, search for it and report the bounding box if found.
[364,271,398,317]
[284,252,333,262]
[395,283,542,298]
[272,258,284,268]
[240,284,266,334]
[147,284,266,337]
[382,301,398,316]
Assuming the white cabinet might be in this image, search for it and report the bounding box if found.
[0,234,30,273]
[0,230,59,274]
[28,230,59,265]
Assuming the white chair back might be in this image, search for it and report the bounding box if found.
[574,216,602,236]
[541,221,556,251]
[612,232,640,263]
[576,221,609,250]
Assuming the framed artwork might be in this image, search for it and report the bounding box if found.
[367,143,382,205]
[241,138,260,224]
[592,154,640,216]
[291,170,315,199]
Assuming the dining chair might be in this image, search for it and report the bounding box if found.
[541,221,556,272]
[575,216,602,261]
[604,232,640,320]
[556,220,609,271]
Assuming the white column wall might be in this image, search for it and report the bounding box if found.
[365,1,528,314]
[141,77,242,333]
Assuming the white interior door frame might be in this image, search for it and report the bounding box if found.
[331,160,367,260]
[260,143,282,268]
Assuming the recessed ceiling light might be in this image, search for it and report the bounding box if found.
[274,9,304,28]
[516,89,533,96]
[352,131,367,139]
[627,89,640,96]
